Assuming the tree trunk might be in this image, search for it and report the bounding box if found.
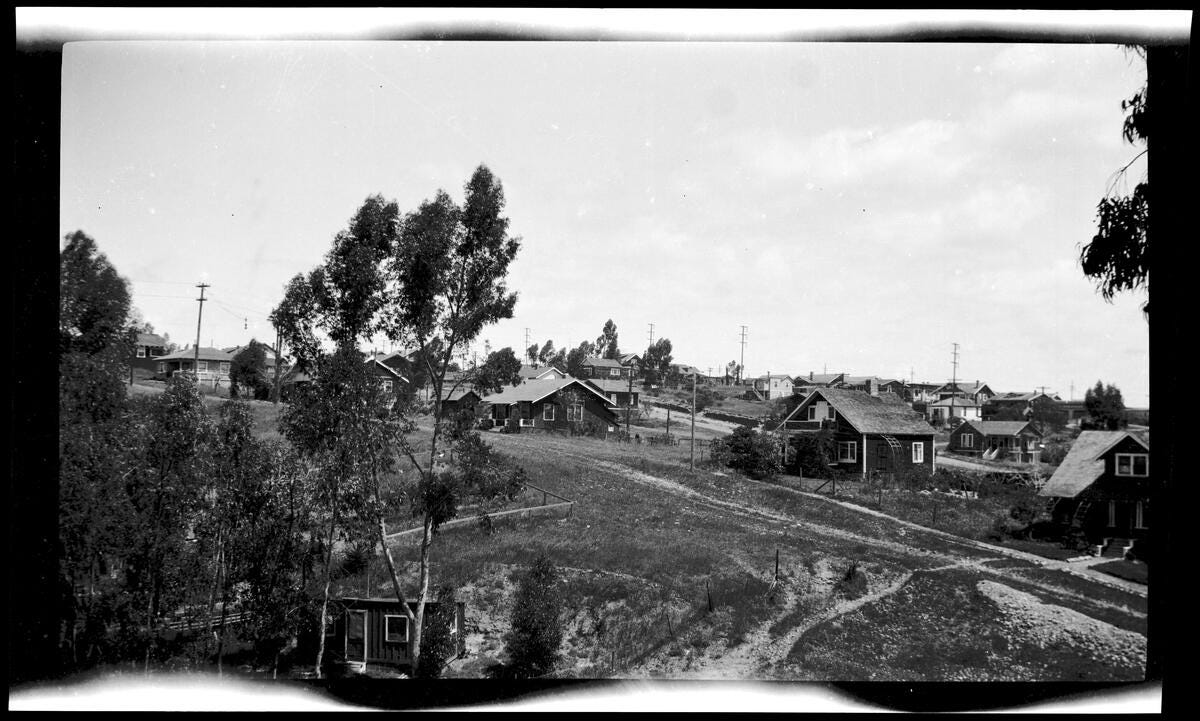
[313,513,338,679]
[411,513,435,671]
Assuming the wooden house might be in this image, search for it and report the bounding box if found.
[1038,431,1152,556]
[365,358,408,403]
[774,387,936,478]
[325,597,466,674]
[481,377,620,432]
[932,381,995,404]
[132,333,169,371]
[985,391,1062,419]
[928,397,984,425]
[752,374,793,400]
[519,364,567,381]
[582,356,634,381]
[948,420,1042,463]
[583,377,641,408]
[154,346,234,385]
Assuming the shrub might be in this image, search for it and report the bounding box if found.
[834,562,868,599]
[415,586,460,678]
[720,426,784,480]
[506,554,565,678]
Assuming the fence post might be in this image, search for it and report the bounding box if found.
[774,549,780,581]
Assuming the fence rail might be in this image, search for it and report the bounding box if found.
[385,482,575,541]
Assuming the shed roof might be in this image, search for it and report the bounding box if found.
[781,388,934,435]
[1038,430,1150,498]
[482,377,615,406]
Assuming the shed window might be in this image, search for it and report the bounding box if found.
[837,441,857,463]
[961,434,974,448]
[137,346,146,358]
[384,614,408,643]
[1115,453,1149,477]
[912,442,925,463]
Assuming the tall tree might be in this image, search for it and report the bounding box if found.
[596,319,620,360]
[537,340,555,366]
[229,339,270,400]
[565,341,595,378]
[641,338,673,387]
[526,342,540,366]
[1084,380,1127,431]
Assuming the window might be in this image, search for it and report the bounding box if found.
[961,434,974,449]
[610,367,621,377]
[543,403,555,421]
[158,362,166,374]
[807,406,817,421]
[520,417,535,427]
[384,614,408,643]
[828,406,835,420]
[1115,453,1149,477]
[877,443,889,459]
[567,403,583,422]
[837,441,856,463]
[1107,500,1117,528]
[220,362,231,374]
[912,442,924,463]
[197,361,208,373]
[137,346,146,358]
[1135,500,1148,529]
[382,380,393,394]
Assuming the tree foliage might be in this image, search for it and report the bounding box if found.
[713,426,784,480]
[596,319,619,360]
[505,554,564,678]
[640,338,673,387]
[565,341,595,378]
[1084,380,1127,430]
[229,339,271,400]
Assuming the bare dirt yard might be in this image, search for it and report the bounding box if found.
[383,428,1150,683]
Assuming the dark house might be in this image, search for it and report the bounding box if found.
[365,359,408,403]
[155,346,234,385]
[481,377,620,432]
[948,420,1042,463]
[774,387,936,478]
[581,356,634,381]
[984,391,1062,419]
[583,377,641,408]
[1039,431,1152,556]
[325,597,466,674]
[133,333,168,371]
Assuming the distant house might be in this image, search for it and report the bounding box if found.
[751,374,794,400]
[133,333,169,371]
[933,381,995,404]
[617,353,641,372]
[986,391,1062,417]
[794,372,845,389]
[907,382,943,405]
[278,367,315,401]
[877,379,912,402]
[519,364,567,381]
[927,397,984,425]
[325,597,465,675]
[1039,431,1152,554]
[155,347,234,385]
[948,420,1042,463]
[775,387,936,478]
[437,387,483,419]
[365,358,407,402]
[583,377,641,408]
[581,356,633,381]
[481,377,620,432]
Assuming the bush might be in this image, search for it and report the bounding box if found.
[505,554,565,678]
[415,586,459,678]
[720,426,783,480]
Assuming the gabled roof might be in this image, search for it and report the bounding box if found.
[481,377,616,407]
[1039,431,1150,498]
[993,391,1061,403]
[156,347,234,362]
[778,387,933,435]
[519,364,565,379]
[583,356,625,369]
[795,373,844,386]
[756,374,793,382]
[929,397,982,408]
[365,358,406,381]
[137,333,166,346]
[618,353,641,366]
[934,381,992,396]
[841,375,878,386]
[440,387,481,402]
[959,420,1038,437]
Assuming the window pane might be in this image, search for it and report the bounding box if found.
[348,612,365,641]
[1133,455,1148,475]
[1117,455,1131,474]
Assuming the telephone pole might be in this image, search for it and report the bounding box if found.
[524,327,531,364]
[647,322,655,347]
[949,342,959,424]
[690,371,697,470]
[194,282,209,382]
[738,325,748,384]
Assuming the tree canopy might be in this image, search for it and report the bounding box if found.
[1084,380,1126,430]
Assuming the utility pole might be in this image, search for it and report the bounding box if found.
[738,325,748,385]
[949,342,959,425]
[194,282,209,383]
[524,327,531,365]
[647,322,655,347]
[626,371,633,437]
[690,371,697,470]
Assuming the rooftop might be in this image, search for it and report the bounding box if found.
[1039,430,1150,498]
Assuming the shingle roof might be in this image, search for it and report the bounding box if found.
[1039,431,1149,498]
[795,373,844,386]
[583,357,625,369]
[519,364,565,379]
[930,397,982,408]
[784,388,934,435]
[585,378,641,394]
[481,377,615,406]
[156,347,234,362]
[960,420,1036,437]
[136,333,166,346]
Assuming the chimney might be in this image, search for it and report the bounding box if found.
[809,371,814,381]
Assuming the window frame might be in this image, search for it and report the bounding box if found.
[567,403,584,422]
[384,614,408,643]
[1115,453,1149,477]
[961,433,974,449]
[136,346,146,358]
[610,367,621,377]
[837,441,857,463]
[543,403,555,421]
[197,360,208,373]
[912,442,925,463]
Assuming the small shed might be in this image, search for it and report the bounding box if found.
[326,597,466,673]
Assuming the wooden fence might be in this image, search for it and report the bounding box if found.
[385,482,575,541]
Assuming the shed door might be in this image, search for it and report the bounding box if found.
[345,610,367,663]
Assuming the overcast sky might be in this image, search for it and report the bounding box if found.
[59,29,1155,404]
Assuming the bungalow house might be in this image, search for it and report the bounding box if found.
[132,333,169,371]
[933,381,995,404]
[1039,431,1152,556]
[948,420,1042,463]
[436,386,483,417]
[927,397,984,425]
[752,374,794,400]
[774,387,936,479]
[481,377,620,432]
[908,382,943,405]
[877,379,912,402]
[581,356,634,381]
[618,353,641,372]
[583,377,641,408]
[794,372,845,389]
[155,347,234,385]
[324,597,465,675]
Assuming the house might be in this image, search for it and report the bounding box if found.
[132,333,169,371]
[985,391,1062,419]
[324,597,465,675]
[365,358,407,402]
[927,397,984,425]
[278,367,315,401]
[222,343,285,381]
[907,382,943,405]
[752,374,794,400]
[877,379,912,402]
[581,356,634,381]
[948,420,1042,463]
[155,347,234,385]
[437,387,483,418]
[480,377,620,432]
[774,387,936,478]
[1039,431,1152,554]
[618,353,641,372]
[933,381,995,404]
[583,377,641,408]
[794,372,845,388]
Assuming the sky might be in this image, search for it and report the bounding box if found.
[54,12,1165,406]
